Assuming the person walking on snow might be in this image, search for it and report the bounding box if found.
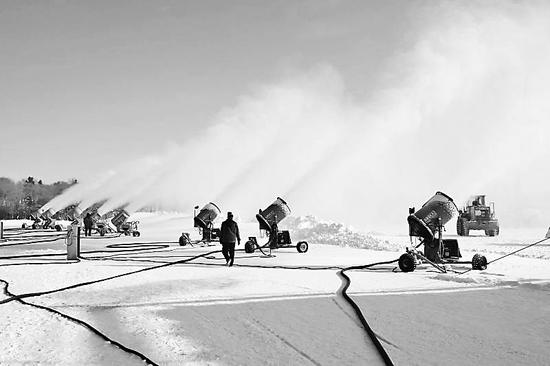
[220,212,240,266]
[83,212,93,237]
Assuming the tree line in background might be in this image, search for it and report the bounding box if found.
[0,177,77,219]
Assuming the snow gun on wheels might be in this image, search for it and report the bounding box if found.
[179,202,221,246]
[399,191,488,273]
[111,210,140,237]
[23,208,63,231]
[86,210,111,236]
[244,197,308,254]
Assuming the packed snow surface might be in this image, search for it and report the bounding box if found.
[1,213,549,365]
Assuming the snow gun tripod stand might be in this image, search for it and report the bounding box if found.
[398,191,488,273]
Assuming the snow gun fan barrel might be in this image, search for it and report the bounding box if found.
[40,208,53,221]
[111,210,130,229]
[72,206,83,220]
[256,197,291,231]
[194,202,221,230]
[407,191,458,241]
[245,197,308,254]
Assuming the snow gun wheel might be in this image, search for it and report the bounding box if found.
[472,254,487,270]
[55,225,62,231]
[296,241,308,253]
[132,231,140,237]
[100,228,106,237]
[22,223,27,229]
[244,241,255,253]
[398,253,416,272]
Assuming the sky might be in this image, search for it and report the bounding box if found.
[1,0,412,182]
[2,0,550,231]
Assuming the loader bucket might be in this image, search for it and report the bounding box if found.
[408,191,458,241]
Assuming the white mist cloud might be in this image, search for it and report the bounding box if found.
[46,1,550,231]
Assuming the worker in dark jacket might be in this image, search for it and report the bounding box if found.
[83,212,93,237]
[220,212,240,266]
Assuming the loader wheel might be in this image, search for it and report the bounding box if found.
[100,228,106,237]
[399,253,416,272]
[55,225,62,231]
[297,241,308,253]
[472,254,487,270]
[244,241,255,254]
[22,223,27,229]
[462,222,469,236]
[457,218,469,236]
[456,218,463,236]
[132,231,140,237]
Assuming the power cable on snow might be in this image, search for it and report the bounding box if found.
[1,236,399,365]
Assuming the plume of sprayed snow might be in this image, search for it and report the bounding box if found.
[46,1,550,230]
[283,216,397,251]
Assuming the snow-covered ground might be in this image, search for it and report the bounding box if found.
[1,213,549,365]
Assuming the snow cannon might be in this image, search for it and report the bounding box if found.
[194,202,221,242]
[83,209,111,236]
[23,208,63,231]
[179,202,221,246]
[407,191,458,241]
[110,209,140,237]
[72,206,83,220]
[39,209,55,229]
[245,197,308,254]
[194,202,221,230]
[111,210,129,229]
[256,197,291,232]
[399,191,487,273]
[23,208,44,229]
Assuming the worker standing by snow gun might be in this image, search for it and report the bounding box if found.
[83,212,93,237]
[220,212,240,267]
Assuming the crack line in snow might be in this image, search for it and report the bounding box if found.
[0,279,159,366]
[251,317,322,366]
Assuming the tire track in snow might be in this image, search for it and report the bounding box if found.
[251,317,322,366]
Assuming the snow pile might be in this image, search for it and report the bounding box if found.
[283,216,399,251]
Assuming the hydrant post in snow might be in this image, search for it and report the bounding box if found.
[66,224,80,260]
